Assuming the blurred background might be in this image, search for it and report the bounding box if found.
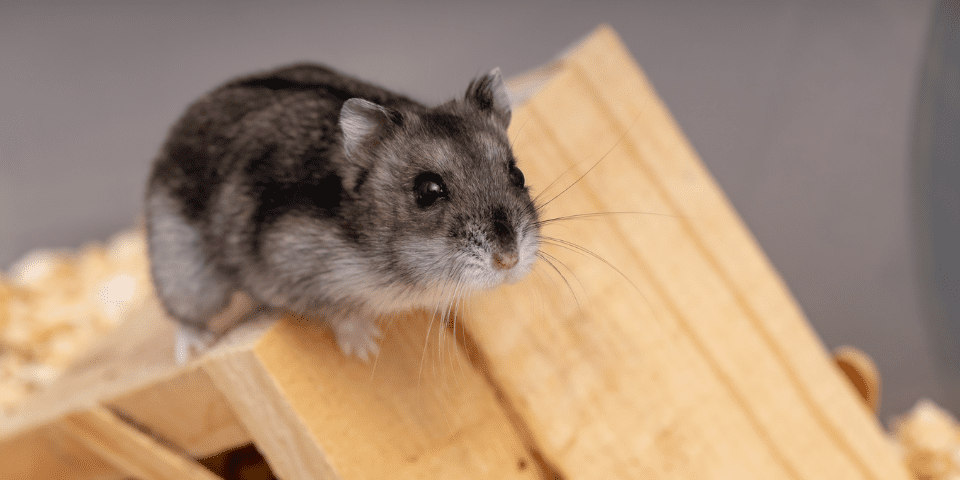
[1,0,955,422]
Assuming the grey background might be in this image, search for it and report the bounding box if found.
[0,0,943,422]
[912,0,960,422]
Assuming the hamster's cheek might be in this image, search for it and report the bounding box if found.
[391,235,482,288]
[392,236,456,274]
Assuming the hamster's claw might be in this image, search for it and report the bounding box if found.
[332,316,383,362]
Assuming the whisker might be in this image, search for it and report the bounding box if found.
[419,275,454,396]
[459,292,474,375]
[539,236,662,333]
[531,260,567,324]
[539,250,587,297]
[536,251,584,321]
[530,266,550,325]
[436,299,454,431]
[532,257,563,294]
[449,284,466,391]
[440,269,464,390]
[535,210,684,226]
[535,113,643,212]
[510,116,530,148]
[532,161,587,205]
[540,236,643,294]
[538,250,588,324]
[441,278,465,393]
[369,311,400,384]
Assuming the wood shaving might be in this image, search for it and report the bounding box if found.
[0,229,151,414]
[893,399,960,480]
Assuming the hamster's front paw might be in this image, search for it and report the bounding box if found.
[174,323,216,364]
[331,314,383,362]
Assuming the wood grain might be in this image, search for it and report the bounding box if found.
[58,406,222,480]
[203,311,539,480]
[464,24,912,480]
[0,424,121,480]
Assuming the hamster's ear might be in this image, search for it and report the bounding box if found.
[465,67,511,128]
[339,98,400,159]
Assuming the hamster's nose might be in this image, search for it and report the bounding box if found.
[492,251,519,270]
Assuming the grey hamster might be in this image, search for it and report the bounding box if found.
[145,63,541,362]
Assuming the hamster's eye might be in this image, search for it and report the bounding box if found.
[414,172,448,207]
[508,162,525,187]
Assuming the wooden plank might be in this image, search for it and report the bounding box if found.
[571,25,906,478]
[203,312,541,480]
[0,296,253,463]
[0,424,123,480]
[107,364,249,458]
[2,270,536,479]
[201,323,338,480]
[58,405,222,480]
[463,24,912,479]
[0,297,185,439]
[474,80,794,480]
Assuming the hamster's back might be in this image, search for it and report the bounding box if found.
[144,63,423,330]
[148,63,421,222]
[223,63,418,109]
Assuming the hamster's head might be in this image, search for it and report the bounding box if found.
[338,68,540,299]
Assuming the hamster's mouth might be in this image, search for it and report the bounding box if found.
[452,259,526,291]
[398,229,540,292]
[505,229,540,284]
[499,254,536,285]
[492,228,540,286]
[466,243,539,289]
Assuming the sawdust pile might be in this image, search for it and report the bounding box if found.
[0,230,150,414]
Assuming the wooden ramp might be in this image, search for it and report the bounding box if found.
[0,25,908,480]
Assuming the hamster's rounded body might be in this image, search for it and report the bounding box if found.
[145,63,539,361]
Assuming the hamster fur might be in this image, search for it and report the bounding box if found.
[145,63,540,362]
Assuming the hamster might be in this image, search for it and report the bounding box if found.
[145,63,541,362]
